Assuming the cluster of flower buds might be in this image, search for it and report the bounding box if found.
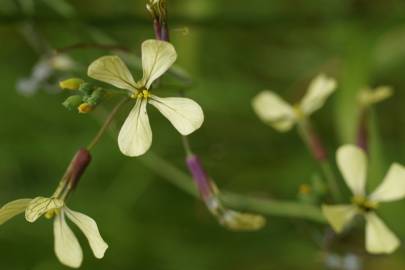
[60,78,105,114]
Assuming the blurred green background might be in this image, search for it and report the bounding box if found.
[1,0,405,269]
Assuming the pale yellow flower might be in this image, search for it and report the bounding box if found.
[322,145,405,254]
[252,74,337,132]
[88,39,204,157]
[0,196,108,268]
[358,86,393,107]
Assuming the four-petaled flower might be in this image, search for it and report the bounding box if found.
[252,74,336,132]
[87,39,204,157]
[322,145,405,254]
[0,196,108,268]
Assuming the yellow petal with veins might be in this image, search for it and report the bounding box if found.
[25,197,64,223]
[0,199,31,225]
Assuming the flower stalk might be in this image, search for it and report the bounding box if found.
[87,97,129,151]
[140,152,326,223]
[185,154,266,231]
[146,0,170,41]
[297,119,342,202]
[356,86,393,153]
[356,109,368,153]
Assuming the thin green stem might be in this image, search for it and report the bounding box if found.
[320,161,342,202]
[87,97,129,151]
[140,152,326,223]
[297,119,342,202]
[181,135,193,157]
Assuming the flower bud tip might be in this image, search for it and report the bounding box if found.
[59,78,84,91]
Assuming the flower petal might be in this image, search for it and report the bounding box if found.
[25,197,64,223]
[54,211,83,268]
[322,204,358,233]
[0,199,31,225]
[251,91,296,132]
[140,39,177,89]
[149,95,204,135]
[336,145,367,196]
[65,207,108,259]
[365,212,400,254]
[369,163,405,202]
[118,98,152,157]
[88,55,137,92]
[300,74,337,115]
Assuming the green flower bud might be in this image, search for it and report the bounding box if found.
[62,95,83,111]
[83,88,105,106]
[78,82,94,95]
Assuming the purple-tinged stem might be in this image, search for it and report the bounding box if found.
[186,155,212,201]
[298,120,327,162]
[153,19,162,40]
[356,110,368,153]
[68,149,92,190]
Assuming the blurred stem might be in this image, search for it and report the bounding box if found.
[297,119,342,202]
[335,30,372,143]
[181,135,193,157]
[356,107,368,152]
[87,97,129,151]
[140,152,326,223]
[55,42,130,54]
[319,161,341,202]
[368,108,387,186]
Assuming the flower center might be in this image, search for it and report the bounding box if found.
[351,195,378,212]
[293,104,305,119]
[44,208,61,219]
[131,89,151,100]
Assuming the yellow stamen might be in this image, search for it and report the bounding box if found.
[44,208,60,219]
[352,195,379,211]
[132,89,151,99]
[293,104,305,119]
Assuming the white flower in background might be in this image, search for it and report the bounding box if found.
[322,145,405,254]
[252,74,337,132]
[358,86,393,107]
[88,39,204,157]
[0,196,108,268]
[17,54,76,96]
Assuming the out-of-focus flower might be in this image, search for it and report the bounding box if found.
[88,39,204,157]
[324,253,362,270]
[252,74,337,132]
[322,145,405,254]
[356,86,393,152]
[358,86,393,107]
[17,54,77,96]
